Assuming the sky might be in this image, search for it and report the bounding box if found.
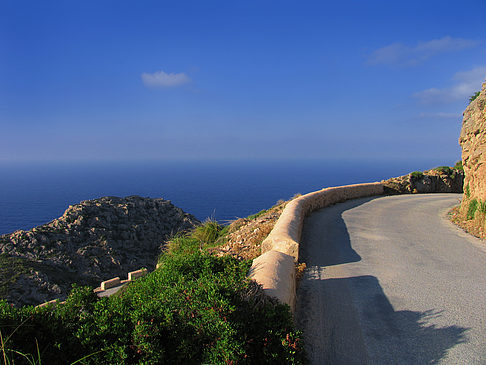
[1,0,486,163]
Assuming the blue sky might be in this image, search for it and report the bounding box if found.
[1,0,485,163]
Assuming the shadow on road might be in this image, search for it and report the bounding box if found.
[300,197,380,267]
[297,275,469,365]
[297,196,469,364]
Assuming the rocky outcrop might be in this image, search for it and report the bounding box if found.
[382,167,464,195]
[0,196,199,306]
[458,80,486,233]
[460,80,486,201]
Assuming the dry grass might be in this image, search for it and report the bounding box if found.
[449,205,486,240]
[295,262,307,286]
[208,200,288,260]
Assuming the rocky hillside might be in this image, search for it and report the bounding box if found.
[456,80,486,237]
[209,199,289,260]
[382,166,464,195]
[0,196,199,306]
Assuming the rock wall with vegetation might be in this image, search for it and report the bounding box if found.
[0,196,199,306]
[382,165,464,195]
[458,80,486,236]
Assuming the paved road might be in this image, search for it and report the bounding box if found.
[295,194,486,365]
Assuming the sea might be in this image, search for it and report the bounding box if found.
[0,159,451,235]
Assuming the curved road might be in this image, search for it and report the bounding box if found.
[295,194,486,365]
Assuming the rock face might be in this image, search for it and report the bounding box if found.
[460,81,486,203]
[382,168,464,195]
[0,196,199,306]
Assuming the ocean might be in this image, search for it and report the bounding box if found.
[0,159,449,235]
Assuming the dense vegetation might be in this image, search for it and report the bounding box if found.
[0,220,306,364]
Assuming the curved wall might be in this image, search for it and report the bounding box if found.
[248,182,384,312]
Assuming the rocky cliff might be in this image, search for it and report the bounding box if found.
[382,167,464,195]
[458,80,486,235]
[0,196,199,306]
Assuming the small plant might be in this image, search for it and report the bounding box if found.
[469,91,481,103]
[295,263,307,282]
[410,171,424,179]
[478,200,486,215]
[191,218,223,246]
[454,160,463,171]
[159,219,232,262]
[246,209,268,221]
[433,166,453,175]
[467,199,478,220]
[465,184,471,198]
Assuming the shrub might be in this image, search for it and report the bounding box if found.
[410,171,424,179]
[469,91,481,103]
[454,160,463,171]
[0,253,306,364]
[467,199,478,220]
[433,166,453,175]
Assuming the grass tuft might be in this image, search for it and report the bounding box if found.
[467,199,478,220]
[191,218,223,246]
[478,200,486,215]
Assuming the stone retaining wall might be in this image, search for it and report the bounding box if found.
[248,182,384,312]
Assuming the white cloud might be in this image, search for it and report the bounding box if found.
[367,36,479,66]
[141,70,191,88]
[413,66,486,104]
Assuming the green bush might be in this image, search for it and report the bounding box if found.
[467,199,478,220]
[469,91,480,103]
[410,171,424,179]
[0,253,306,364]
[454,160,463,171]
[433,166,453,175]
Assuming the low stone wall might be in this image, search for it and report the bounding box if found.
[37,268,148,307]
[248,182,384,312]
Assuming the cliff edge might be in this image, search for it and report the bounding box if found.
[457,79,486,237]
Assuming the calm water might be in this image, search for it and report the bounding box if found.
[0,159,447,235]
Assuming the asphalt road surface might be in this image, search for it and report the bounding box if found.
[295,194,486,365]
